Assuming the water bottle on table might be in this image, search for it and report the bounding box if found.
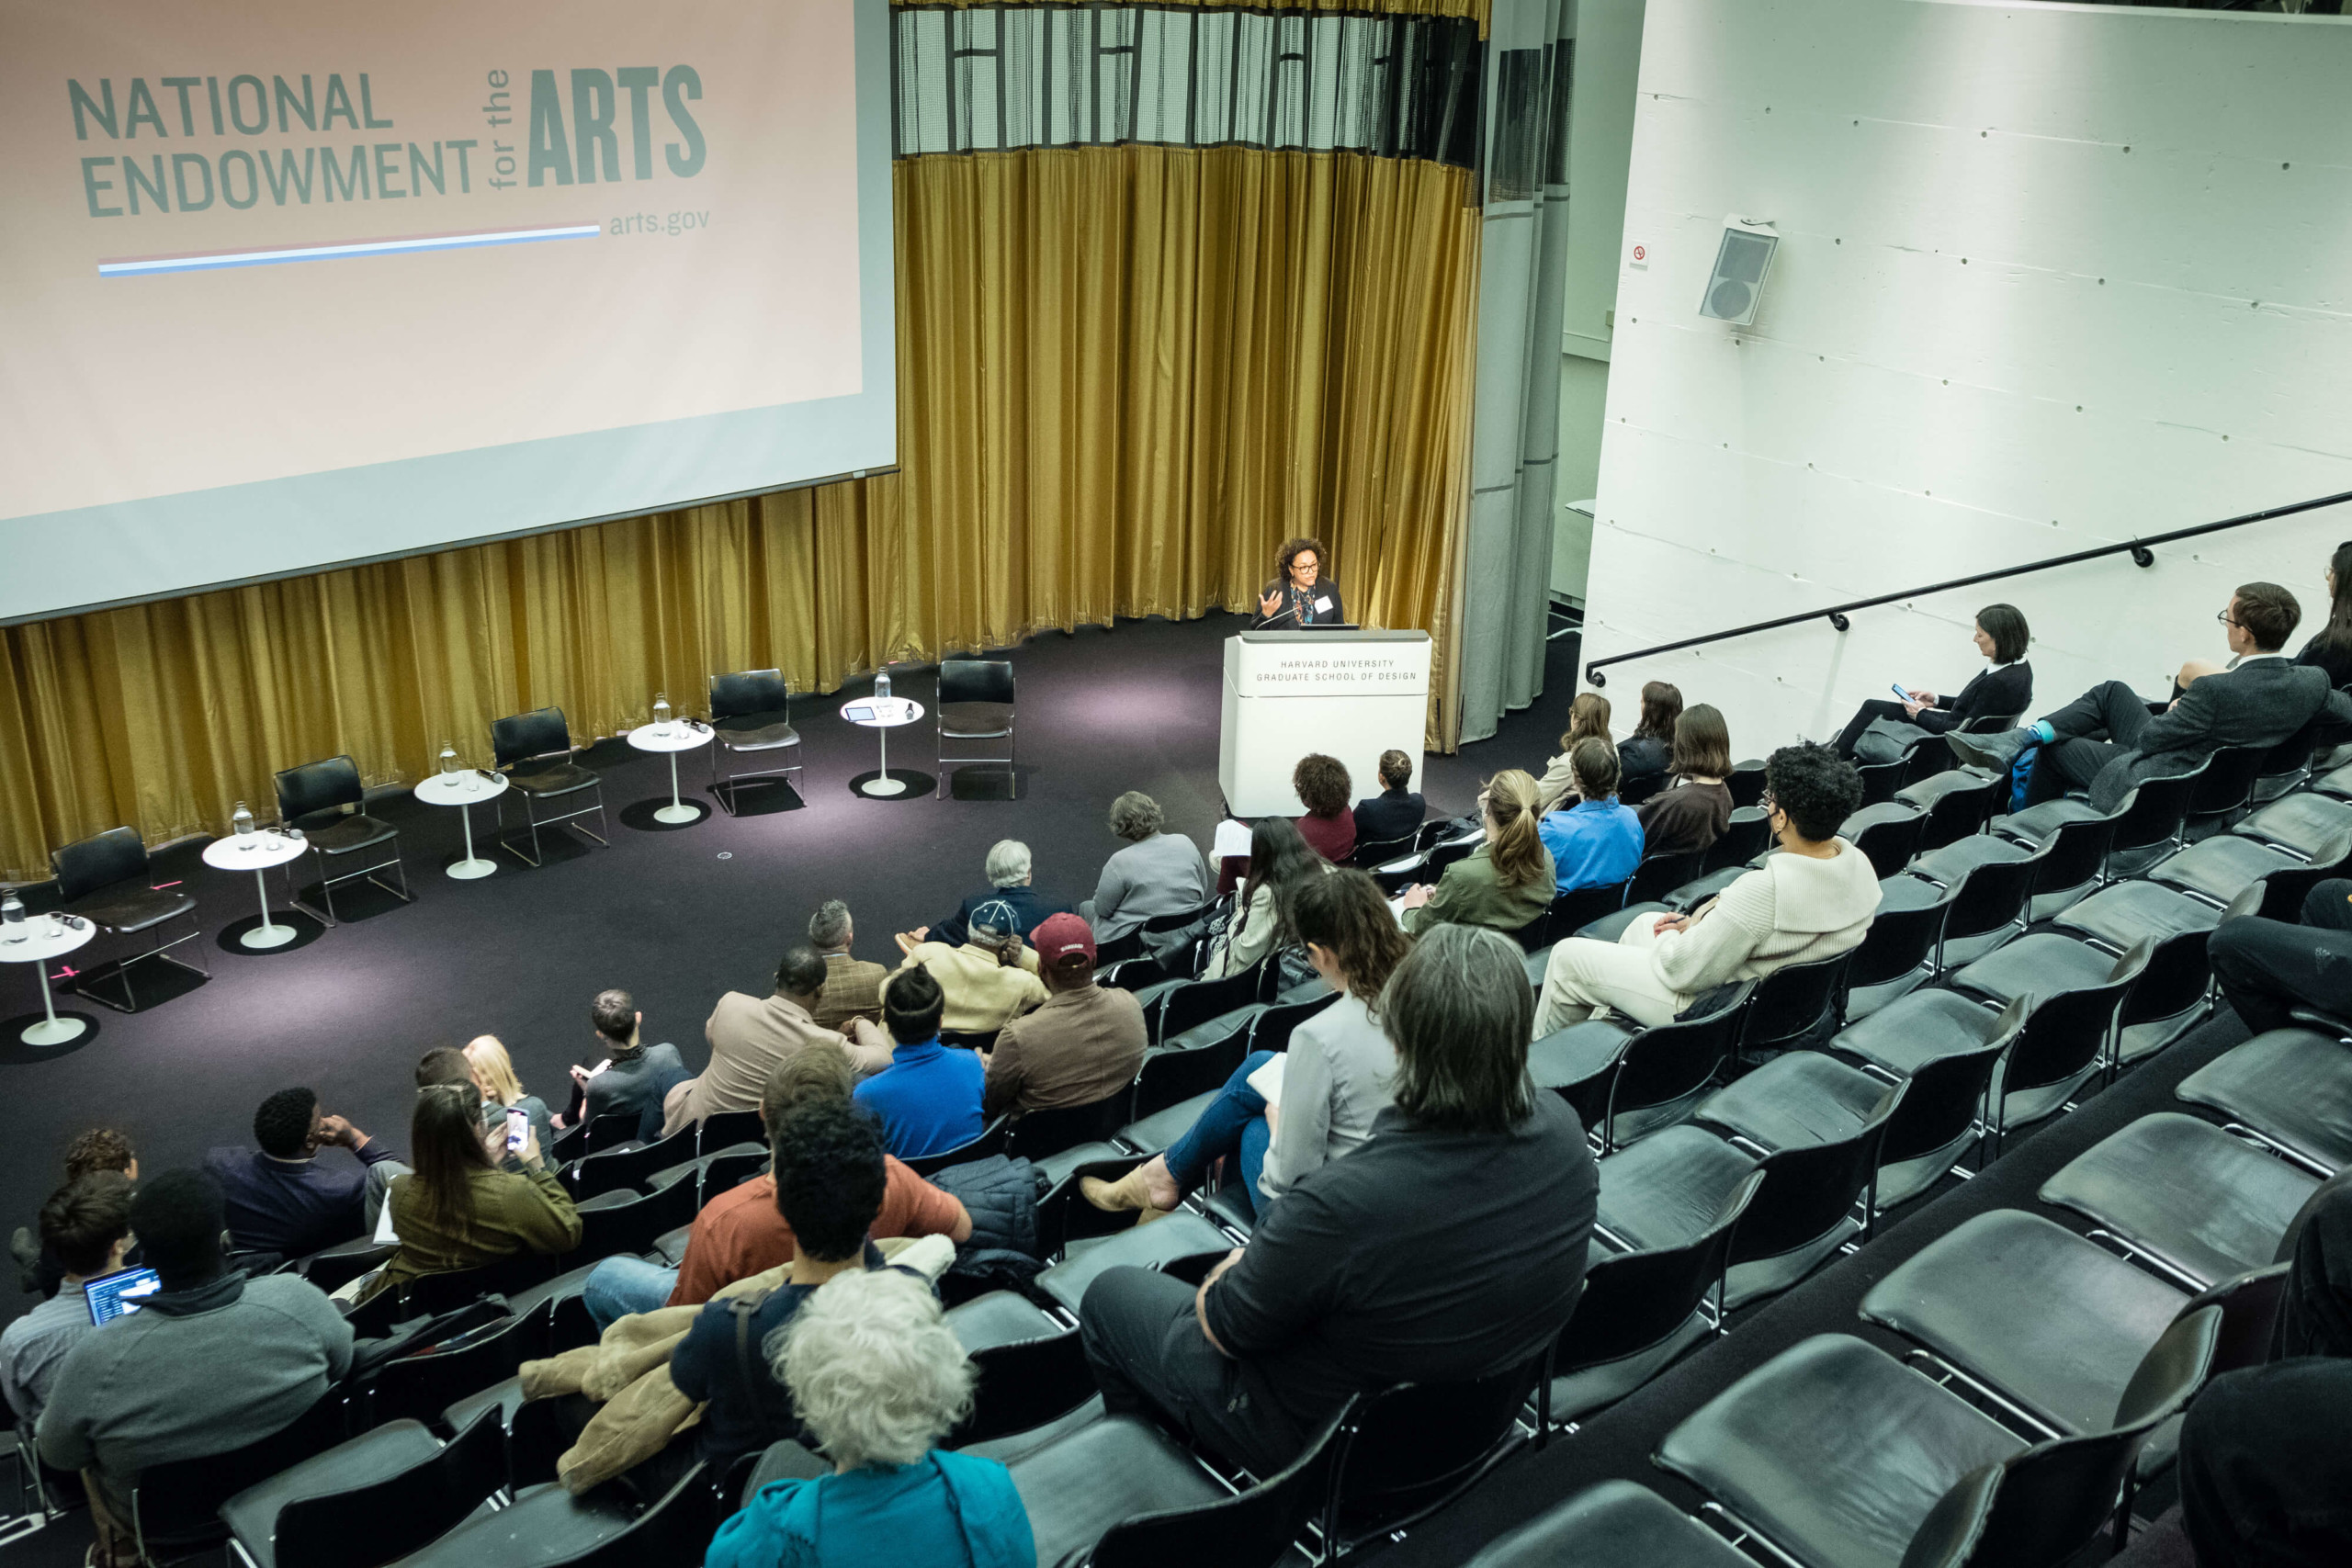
[1,890,24,946]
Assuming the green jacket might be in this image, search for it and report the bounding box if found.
[1403,843,1555,936]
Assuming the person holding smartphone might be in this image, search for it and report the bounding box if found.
[1829,604,2032,763]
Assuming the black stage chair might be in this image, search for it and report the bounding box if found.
[1529,981,1752,1156]
[1321,1359,1546,1555]
[1004,1088,1135,1164]
[1000,1414,1237,1568]
[490,706,606,865]
[1734,948,1855,1062]
[1702,807,1772,874]
[1840,805,1924,881]
[936,659,1016,797]
[705,668,802,811]
[128,1395,345,1565]
[1627,851,1708,909]
[391,1459,713,1567]
[903,1116,1010,1179]
[50,826,207,1011]
[274,755,413,926]
[1843,874,1957,1016]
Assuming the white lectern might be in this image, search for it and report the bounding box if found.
[1218,630,1432,818]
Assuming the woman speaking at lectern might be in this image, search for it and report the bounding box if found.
[1255,536,1347,627]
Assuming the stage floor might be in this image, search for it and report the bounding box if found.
[0,609,1579,1317]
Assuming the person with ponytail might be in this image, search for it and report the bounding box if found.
[1397,770,1555,935]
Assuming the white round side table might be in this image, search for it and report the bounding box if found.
[841,696,925,797]
[201,829,310,950]
[2,914,96,1045]
[415,769,511,879]
[628,720,716,824]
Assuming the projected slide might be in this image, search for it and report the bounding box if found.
[0,0,895,622]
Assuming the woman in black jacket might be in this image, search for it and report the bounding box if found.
[1831,604,2031,762]
[1254,536,1345,627]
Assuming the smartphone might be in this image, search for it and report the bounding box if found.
[503,1106,529,1152]
[1890,682,1910,702]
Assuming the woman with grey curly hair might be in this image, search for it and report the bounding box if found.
[1080,790,1212,944]
[705,1269,1035,1568]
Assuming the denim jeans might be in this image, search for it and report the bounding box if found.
[1160,1049,1274,1216]
[582,1254,679,1331]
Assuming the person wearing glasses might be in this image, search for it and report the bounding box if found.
[1254,537,1346,628]
[1534,744,1878,1033]
[2177,541,2352,694]
[1949,582,2352,810]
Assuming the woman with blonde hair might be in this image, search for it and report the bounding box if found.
[461,1034,555,1158]
[1537,692,1616,812]
[705,1268,1034,1568]
[1398,770,1555,935]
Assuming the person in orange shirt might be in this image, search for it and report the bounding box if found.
[577,1041,971,1329]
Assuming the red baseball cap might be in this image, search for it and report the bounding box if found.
[1031,912,1096,963]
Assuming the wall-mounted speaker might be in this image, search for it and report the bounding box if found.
[1698,217,1779,326]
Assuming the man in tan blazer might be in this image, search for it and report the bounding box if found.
[808,898,888,1031]
[662,945,893,1136]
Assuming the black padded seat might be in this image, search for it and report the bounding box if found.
[1910,832,2031,886]
[2232,790,2352,858]
[2175,1029,2352,1175]
[1696,1053,1885,1153]
[714,714,798,749]
[1663,867,1746,913]
[1947,932,2114,1009]
[2053,879,2224,952]
[939,701,1016,736]
[952,1395,1106,1466]
[508,760,600,798]
[384,1477,638,1565]
[2038,1112,2319,1288]
[220,1419,447,1568]
[1990,795,2103,849]
[1831,988,2002,1078]
[1860,1209,2188,1437]
[1529,1018,1634,1134]
[1463,1480,1755,1568]
[1873,872,1946,913]
[651,1225,693,1267]
[1117,1090,1217,1156]
[442,1375,525,1437]
[1894,766,1987,813]
[68,884,196,935]
[1033,1210,1233,1314]
[1591,1128,1758,1254]
[947,1290,1064,1354]
[1003,1414,1227,1568]
[300,814,400,854]
[2148,834,2299,905]
[1034,1139,1125,1191]
[1655,1335,2028,1568]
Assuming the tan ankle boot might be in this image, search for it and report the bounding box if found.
[1080,1166,1160,1213]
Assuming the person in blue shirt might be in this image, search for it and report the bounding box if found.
[1536,738,1645,895]
[705,1266,1033,1568]
[853,965,984,1159]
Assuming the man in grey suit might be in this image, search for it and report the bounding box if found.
[1080,792,1212,943]
[1951,581,2352,809]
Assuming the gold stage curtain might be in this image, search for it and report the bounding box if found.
[0,145,1478,885]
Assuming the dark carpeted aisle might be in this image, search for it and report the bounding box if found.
[1380,1001,2259,1565]
[0,609,1582,1335]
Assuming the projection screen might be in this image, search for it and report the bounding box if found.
[0,0,896,624]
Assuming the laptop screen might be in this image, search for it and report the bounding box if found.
[85,1266,162,1326]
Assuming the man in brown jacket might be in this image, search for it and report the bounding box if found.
[984,913,1147,1119]
[664,946,893,1137]
[808,899,889,1031]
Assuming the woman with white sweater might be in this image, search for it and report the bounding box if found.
[1533,742,1879,1033]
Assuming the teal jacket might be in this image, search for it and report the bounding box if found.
[705,1450,1034,1568]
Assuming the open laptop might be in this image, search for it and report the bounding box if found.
[85,1265,162,1326]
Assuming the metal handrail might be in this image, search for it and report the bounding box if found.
[1582,489,2352,687]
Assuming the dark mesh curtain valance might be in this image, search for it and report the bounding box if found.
[894,4,1483,166]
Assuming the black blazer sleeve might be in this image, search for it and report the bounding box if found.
[1919,663,2030,735]
[1251,580,1345,628]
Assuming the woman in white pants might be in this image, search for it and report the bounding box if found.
[1534,742,1880,1035]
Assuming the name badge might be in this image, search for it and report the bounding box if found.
[1313,595,1332,614]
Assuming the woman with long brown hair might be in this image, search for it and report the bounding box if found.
[1537,691,1615,812]
[1618,682,1683,796]
[1083,869,1411,1221]
[1203,816,1328,979]
[372,1082,581,1297]
[1398,770,1555,935]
